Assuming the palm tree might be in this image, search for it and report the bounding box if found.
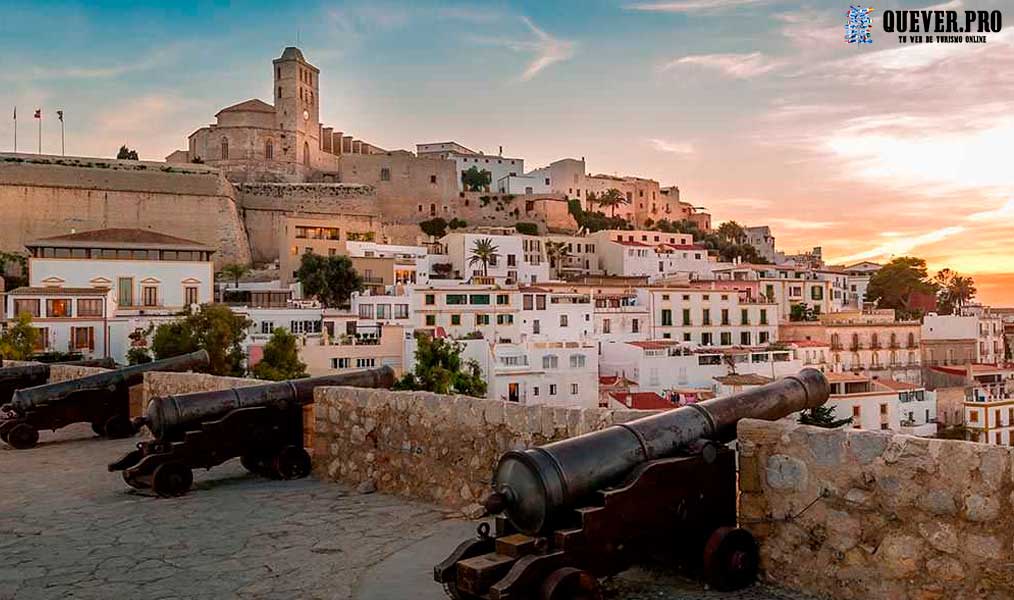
[934,269,977,314]
[219,263,251,294]
[467,238,500,278]
[596,188,627,218]
[716,221,745,244]
[545,241,572,279]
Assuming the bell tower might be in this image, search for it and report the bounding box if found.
[272,47,320,168]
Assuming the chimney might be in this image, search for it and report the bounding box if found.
[499,145,503,156]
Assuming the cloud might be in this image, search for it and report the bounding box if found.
[467,17,576,81]
[647,138,693,154]
[1,44,184,82]
[660,52,782,78]
[768,217,836,230]
[625,0,772,13]
[831,226,966,264]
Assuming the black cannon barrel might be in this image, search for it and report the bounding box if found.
[6,350,210,412]
[143,366,396,438]
[489,368,829,535]
[56,357,118,369]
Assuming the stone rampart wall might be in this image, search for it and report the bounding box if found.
[141,371,260,407]
[738,418,1014,600]
[47,364,111,383]
[313,386,653,512]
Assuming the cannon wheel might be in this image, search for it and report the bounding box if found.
[539,567,601,600]
[241,453,268,476]
[151,462,193,497]
[0,421,15,443]
[702,527,759,592]
[273,446,312,480]
[103,415,135,439]
[121,470,146,490]
[6,423,39,450]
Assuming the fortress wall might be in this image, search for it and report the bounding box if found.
[313,386,653,512]
[739,418,1014,600]
[0,154,251,266]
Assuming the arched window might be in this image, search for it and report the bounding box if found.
[429,203,436,216]
[265,139,273,160]
[890,333,897,347]
[220,137,229,160]
[831,333,840,349]
[871,333,879,348]
[851,333,860,349]
[907,332,915,348]
[303,141,310,166]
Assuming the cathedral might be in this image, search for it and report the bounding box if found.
[166,47,385,182]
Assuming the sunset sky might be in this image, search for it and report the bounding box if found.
[2,0,1011,303]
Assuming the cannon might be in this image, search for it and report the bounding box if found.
[108,366,396,497]
[0,351,209,450]
[435,369,829,599]
[0,357,118,406]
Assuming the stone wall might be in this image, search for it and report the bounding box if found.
[738,418,1014,600]
[141,371,260,407]
[0,153,251,266]
[47,364,111,383]
[313,386,652,511]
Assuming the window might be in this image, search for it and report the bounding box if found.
[549,384,557,396]
[290,320,321,334]
[570,354,586,368]
[304,141,310,166]
[331,357,351,369]
[533,320,541,334]
[682,309,691,326]
[970,411,979,423]
[702,309,711,326]
[77,299,103,317]
[425,315,436,326]
[71,327,95,351]
[451,314,461,326]
[430,175,437,184]
[118,277,133,306]
[469,294,490,305]
[395,304,409,319]
[497,314,514,325]
[721,332,732,346]
[523,295,534,310]
[380,167,391,181]
[740,332,752,345]
[536,295,546,310]
[603,319,611,334]
[632,319,640,333]
[221,137,229,160]
[476,314,490,326]
[507,255,516,267]
[701,333,713,346]
[543,355,558,369]
[721,309,730,325]
[184,286,199,306]
[260,321,274,335]
[33,327,48,351]
[759,309,768,325]
[533,386,540,397]
[376,305,391,320]
[496,294,510,305]
[47,299,71,317]
[13,299,40,317]
[560,314,568,327]
[356,358,376,368]
[571,383,579,395]
[759,331,770,344]
[141,286,158,307]
[741,309,749,325]
[265,139,274,159]
[661,309,672,326]
[425,294,436,306]
[811,286,824,300]
[446,294,467,305]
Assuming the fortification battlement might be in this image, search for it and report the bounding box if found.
[234,182,374,197]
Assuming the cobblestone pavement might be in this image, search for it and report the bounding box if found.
[2,424,818,600]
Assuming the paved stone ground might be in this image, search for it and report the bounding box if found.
[2,424,819,600]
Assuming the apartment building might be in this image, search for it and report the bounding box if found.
[640,287,779,348]
[826,373,937,437]
[439,231,549,285]
[590,229,713,281]
[279,215,384,284]
[7,287,115,357]
[713,264,835,320]
[922,307,1005,366]
[409,284,521,343]
[416,142,524,192]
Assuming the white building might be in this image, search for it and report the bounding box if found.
[497,173,551,195]
[590,230,713,281]
[923,309,1005,366]
[713,264,836,320]
[599,341,801,397]
[344,240,431,287]
[7,228,216,363]
[416,142,524,192]
[438,231,549,285]
[826,373,937,437]
[524,158,587,200]
[639,287,779,348]
[743,226,785,264]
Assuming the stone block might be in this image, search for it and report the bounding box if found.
[765,455,808,492]
[877,534,922,578]
[918,489,957,516]
[926,556,965,582]
[847,429,890,465]
[483,400,505,426]
[964,533,1004,560]
[963,493,1000,522]
[918,521,958,554]
[739,455,762,492]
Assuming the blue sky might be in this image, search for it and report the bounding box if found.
[3,0,1013,301]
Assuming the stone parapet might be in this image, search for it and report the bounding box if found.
[738,418,1014,599]
[313,386,653,511]
[141,371,259,408]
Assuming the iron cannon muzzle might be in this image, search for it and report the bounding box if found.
[490,368,830,535]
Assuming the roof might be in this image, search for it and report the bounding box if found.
[277,46,307,62]
[714,373,773,386]
[27,228,214,252]
[826,372,870,383]
[783,339,830,348]
[609,391,674,410]
[614,240,650,247]
[8,286,110,296]
[930,364,1013,376]
[873,379,921,391]
[626,341,681,350]
[216,99,274,116]
[661,243,707,251]
[599,375,636,387]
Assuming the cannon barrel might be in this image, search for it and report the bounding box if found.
[143,366,396,438]
[56,357,118,369]
[489,368,829,535]
[6,350,209,412]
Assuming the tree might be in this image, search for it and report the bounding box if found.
[116,145,139,160]
[393,334,487,397]
[799,405,853,428]
[295,253,364,308]
[514,222,539,236]
[461,166,492,192]
[420,217,448,238]
[545,240,572,279]
[934,268,976,315]
[252,328,308,381]
[219,263,251,291]
[567,199,631,233]
[0,313,39,360]
[0,251,28,289]
[126,325,154,365]
[596,188,628,218]
[151,304,252,376]
[467,238,500,277]
[716,221,745,244]
[790,303,818,322]
[866,257,939,319]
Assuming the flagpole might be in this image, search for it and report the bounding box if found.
[12,107,16,153]
[37,113,41,154]
[59,111,65,156]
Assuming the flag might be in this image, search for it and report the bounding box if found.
[34,109,41,119]
[57,110,63,122]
